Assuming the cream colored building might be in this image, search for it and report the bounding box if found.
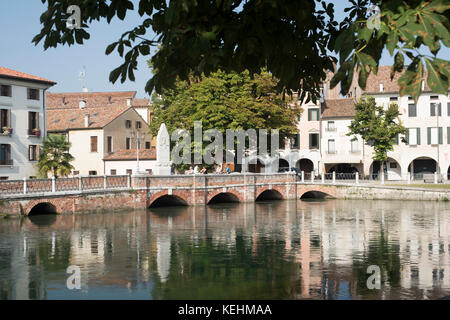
[46,91,153,176]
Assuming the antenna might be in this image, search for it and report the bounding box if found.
[78,66,88,92]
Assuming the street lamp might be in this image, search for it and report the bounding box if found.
[131,129,146,174]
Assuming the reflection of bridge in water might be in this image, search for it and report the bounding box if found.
[1,200,449,299]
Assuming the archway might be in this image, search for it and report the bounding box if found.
[300,191,333,200]
[248,158,265,173]
[150,195,189,208]
[28,202,57,216]
[296,159,314,173]
[408,157,437,179]
[256,189,283,201]
[208,192,240,204]
[278,159,290,172]
[370,158,401,180]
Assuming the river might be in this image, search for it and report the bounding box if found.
[0,199,449,300]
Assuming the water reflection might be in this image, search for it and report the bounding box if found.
[0,200,449,300]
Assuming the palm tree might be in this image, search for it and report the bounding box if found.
[37,134,75,178]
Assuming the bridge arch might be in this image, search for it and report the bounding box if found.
[207,190,241,204]
[149,191,189,208]
[256,189,283,201]
[300,191,334,199]
[28,202,58,216]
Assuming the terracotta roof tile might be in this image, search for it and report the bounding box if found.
[46,91,136,109]
[0,66,55,84]
[47,105,129,131]
[131,98,150,107]
[322,98,356,118]
[103,148,156,161]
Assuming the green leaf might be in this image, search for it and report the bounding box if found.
[424,58,449,95]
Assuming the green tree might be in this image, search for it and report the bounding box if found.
[347,96,406,175]
[32,1,449,101]
[37,134,75,178]
[149,69,301,171]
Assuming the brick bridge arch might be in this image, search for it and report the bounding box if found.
[149,190,190,207]
[22,199,65,216]
[255,186,285,200]
[206,188,243,204]
[298,185,337,199]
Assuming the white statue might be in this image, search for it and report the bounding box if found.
[155,123,171,175]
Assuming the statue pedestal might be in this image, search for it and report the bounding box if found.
[155,123,171,176]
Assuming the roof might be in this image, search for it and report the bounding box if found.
[131,98,150,107]
[46,91,136,109]
[0,66,56,85]
[362,66,434,94]
[46,91,146,132]
[47,105,130,131]
[103,148,157,161]
[322,98,356,118]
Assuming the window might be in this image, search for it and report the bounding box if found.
[0,144,11,165]
[309,133,319,149]
[27,88,39,100]
[110,169,117,175]
[0,177,8,180]
[427,127,443,145]
[125,120,131,128]
[390,97,398,101]
[392,134,399,145]
[146,169,153,175]
[430,103,441,116]
[430,95,439,100]
[351,139,359,153]
[447,127,450,144]
[28,145,38,161]
[28,111,39,134]
[107,136,113,153]
[0,109,10,129]
[126,137,131,150]
[447,102,450,117]
[308,108,320,121]
[89,171,97,176]
[90,136,98,152]
[0,85,11,97]
[72,171,80,176]
[136,121,142,129]
[291,134,300,149]
[390,162,398,169]
[408,104,417,117]
[328,139,336,154]
[327,121,335,131]
[126,169,132,175]
[405,128,420,145]
[145,141,151,149]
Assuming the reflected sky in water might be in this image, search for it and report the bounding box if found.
[0,199,449,300]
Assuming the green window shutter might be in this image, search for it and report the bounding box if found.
[417,128,421,145]
[309,134,312,148]
[448,127,450,144]
[308,109,312,121]
[427,127,431,145]
[405,130,409,145]
[439,127,443,144]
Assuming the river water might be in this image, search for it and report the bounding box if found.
[0,199,449,300]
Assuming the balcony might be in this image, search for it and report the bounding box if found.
[0,159,13,166]
[28,129,41,137]
[325,127,337,132]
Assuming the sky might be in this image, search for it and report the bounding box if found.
[0,0,448,98]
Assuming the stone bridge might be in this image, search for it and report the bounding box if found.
[2,173,449,217]
[0,173,341,216]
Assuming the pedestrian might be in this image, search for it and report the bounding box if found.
[186,166,193,174]
[225,166,231,174]
[193,165,199,174]
[201,166,207,174]
[215,164,222,174]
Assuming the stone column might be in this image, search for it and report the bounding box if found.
[155,123,171,175]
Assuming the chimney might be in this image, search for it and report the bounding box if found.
[84,113,90,128]
[421,80,425,91]
[108,96,112,104]
[379,82,384,92]
[79,100,86,109]
[127,98,132,107]
[62,97,66,105]
[82,86,88,93]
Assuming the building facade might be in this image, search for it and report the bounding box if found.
[46,91,153,176]
[0,67,55,180]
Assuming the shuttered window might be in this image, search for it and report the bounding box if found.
[107,136,113,153]
[27,88,39,100]
[28,145,38,161]
[427,127,443,145]
[309,133,319,149]
[90,136,98,152]
[126,137,131,150]
[308,108,320,121]
[0,85,11,97]
[0,109,10,128]
[408,104,416,117]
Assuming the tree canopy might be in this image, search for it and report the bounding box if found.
[148,69,300,170]
[37,134,75,178]
[347,96,406,171]
[33,1,449,102]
